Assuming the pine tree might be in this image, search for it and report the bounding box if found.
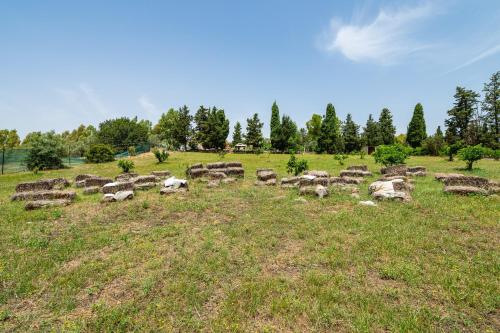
[445,87,479,144]
[245,113,264,149]
[342,113,360,153]
[276,115,299,152]
[270,101,281,151]
[436,126,443,137]
[202,107,229,150]
[232,122,243,146]
[481,71,499,147]
[317,103,342,153]
[306,114,322,151]
[174,105,192,150]
[362,114,382,147]
[406,103,427,148]
[193,106,209,146]
[379,108,396,145]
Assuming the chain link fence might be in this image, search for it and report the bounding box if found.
[1,144,151,175]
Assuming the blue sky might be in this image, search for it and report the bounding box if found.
[1,0,499,138]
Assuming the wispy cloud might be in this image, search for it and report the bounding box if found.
[54,83,111,118]
[447,44,500,73]
[320,2,436,64]
[138,96,160,116]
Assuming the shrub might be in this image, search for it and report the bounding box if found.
[128,146,136,156]
[25,131,65,171]
[152,148,169,163]
[286,154,308,176]
[334,154,348,165]
[444,141,463,161]
[85,144,115,163]
[117,159,135,173]
[483,147,499,160]
[373,144,411,166]
[458,145,485,170]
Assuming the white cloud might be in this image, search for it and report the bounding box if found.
[448,44,500,73]
[138,96,160,116]
[54,83,111,118]
[321,2,435,64]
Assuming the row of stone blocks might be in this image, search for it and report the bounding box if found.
[434,173,499,195]
[11,178,76,210]
[186,162,244,179]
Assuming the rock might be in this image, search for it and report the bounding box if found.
[329,176,362,185]
[11,190,77,202]
[84,177,114,188]
[339,170,372,178]
[163,176,188,189]
[102,181,135,194]
[434,173,464,182]
[151,170,171,178]
[444,186,488,195]
[131,175,159,184]
[225,167,244,177]
[225,162,242,168]
[83,186,100,194]
[406,166,427,176]
[304,170,329,178]
[280,176,300,188]
[347,165,368,171]
[75,174,97,182]
[134,183,157,191]
[208,171,227,180]
[299,176,329,187]
[298,184,329,198]
[221,177,237,184]
[443,175,490,188]
[359,200,377,207]
[15,179,55,192]
[25,199,72,210]
[207,180,221,188]
[380,165,407,176]
[75,180,86,188]
[256,170,277,181]
[115,173,139,182]
[206,162,226,169]
[114,190,134,201]
[255,179,277,186]
[187,167,209,178]
[101,193,115,202]
[369,179,411,202]
[315,185,329,198]
[160,187,188,195]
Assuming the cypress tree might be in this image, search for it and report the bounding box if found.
[444,87,479,144]
[362,114,382,147]
[276,115,299,152]
[232,121,243,146]
[342,113,361,153]
[245,113,264,149]
[202,107,229,150]
[270,101,281,151]
[317,103,342,153]
[406,103,427,148]
[379,108,396,145]
[481,71,499,147]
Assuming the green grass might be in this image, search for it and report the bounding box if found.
[0,153,499,332]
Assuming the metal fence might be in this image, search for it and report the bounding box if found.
[0,144,151,175]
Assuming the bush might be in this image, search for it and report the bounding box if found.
[458,145,485,170]
[444,141,463,161]
[117,159,135,173]
[85,144,115,163]
[373,144,411,166]
[25,131,65,171]
[334,154,348,165]
[128,146,136,156]
[152,148,169,163]
[286,154,308,176]
[483,147,499,160]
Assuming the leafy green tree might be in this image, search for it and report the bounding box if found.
[362,114,382,147]
[270,101,281,150]
[317,103,342,153]
[276,115,298,152]
[85,144,115,163]
[232,121,243,146]
[445,87,480,144]
[154,108,180,149]
[0,129,20,150]
[406,103,427,148]
[201,107,230,150]
[481,71,499,148]
[286,154,308,176]
[97,117,150,151]
[458,145,485,170]
[306,114,322,151]
[379,108,396,145]
[22,131,42,146]
[245,113,264,149]
[25,131,65,170]
[373,144,411,166]
[342,113,360,153]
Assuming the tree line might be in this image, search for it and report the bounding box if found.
[1,71,498,169]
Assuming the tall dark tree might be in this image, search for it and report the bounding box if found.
[193,105,209,146]
[276,115,299,152]
[362,114,382,147]
[317,103,342,153]
[379,108,396,145]
[174,105,193,150]
[342,113,361,153]
[245,113,264,149]
[445,87,480,144]
[97,117,150,151]
[232,121,243,146]
[306,114,322,151]
[482,71,499,147]
[406,103,427,148]
[270,101,281,151]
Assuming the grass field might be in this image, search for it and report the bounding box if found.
[0,152,499,332]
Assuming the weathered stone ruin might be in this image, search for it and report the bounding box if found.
[380,164,407,177]
[368,178,413,202]
[115,172,139,182]
[340,165,372,178]
[434,173,464,182]
[280,176,300,188]
[298,172,330,198]
[75,174,98,187]
[131,175,160,190]
[186,163,209,178]
[102,181,135,194]
[160,176,189,195]
[406,166,427,177]
[442,175,498,195]
[206,162,245,178]
[102,190,134,203]
[151,170,171,178]
[12,178,76,210]
[78,176,113,194]
[255,168,277,186]
[299,184,329,198]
